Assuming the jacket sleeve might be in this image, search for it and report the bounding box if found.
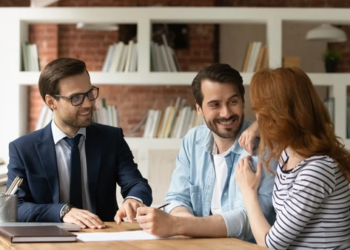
[7,142,64,222]
[115,129,152,206]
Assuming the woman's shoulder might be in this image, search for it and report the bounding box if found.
[294,155,337,193]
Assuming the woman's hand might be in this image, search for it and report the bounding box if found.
[238,121,259,155]
[235,156,262,196]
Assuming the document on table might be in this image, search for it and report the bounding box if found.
[76,230,162,242]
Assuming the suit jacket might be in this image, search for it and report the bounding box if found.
[7,122,152,222]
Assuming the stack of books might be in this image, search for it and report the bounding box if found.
[22,42,40,71]
[242,42,268,72]
[92,98,118,127]
[102,40,137,72]
[151,34,180,72]
[143,97,204,138]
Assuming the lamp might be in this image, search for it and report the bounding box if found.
[306,24,347,42]
[76,23,119,31]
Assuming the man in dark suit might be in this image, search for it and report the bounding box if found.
[7,58,152,228]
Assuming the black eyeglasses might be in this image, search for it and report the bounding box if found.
[54,86,99,106]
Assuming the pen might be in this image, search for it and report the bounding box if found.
[133,202,171,221]
[156,202,171,210]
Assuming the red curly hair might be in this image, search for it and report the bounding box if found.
[250,67,350,181]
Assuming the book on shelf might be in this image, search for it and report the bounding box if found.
[143,109,156,138]
[102,44,115,72]
[129,43,138,72]
[242,42,253,72]
[151,35,179,72]
[0,226,76,243]
[124,40,134,73]
[118,44,128,72]
[242,42,268,72]
[103,40,137,72]
[92,98,118,127]
[142,98,204,138]
[247,42,262,72]
[22,42,40,72]
[161,34,177,72]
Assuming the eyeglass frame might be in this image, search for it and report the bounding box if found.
[53,86,99,106]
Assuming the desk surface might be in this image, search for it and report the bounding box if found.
[0,222,267,250]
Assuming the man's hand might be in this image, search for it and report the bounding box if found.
[63,208,105,229]
[114,198,145,225]
[136,207,180,237]
[238,121,259,155]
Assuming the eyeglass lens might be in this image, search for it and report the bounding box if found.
[72,88,98,106]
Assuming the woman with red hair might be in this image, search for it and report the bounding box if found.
[236,67,350,249]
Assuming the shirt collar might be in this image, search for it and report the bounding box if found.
[196,120,252,155]
[51,120,86,145]
[212,142,231,156]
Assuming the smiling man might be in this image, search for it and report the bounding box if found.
[136,64,276,241]
[7,58,152,228]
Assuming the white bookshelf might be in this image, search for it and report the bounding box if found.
[0,7,350,203]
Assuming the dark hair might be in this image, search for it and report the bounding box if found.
[38,58,88,102]
[191,63,244,107]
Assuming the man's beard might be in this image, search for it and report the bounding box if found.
[204,114,244,139]
[62,109,93,128]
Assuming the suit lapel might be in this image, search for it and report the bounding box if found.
[85,124,102,214]
[35,122,60,203]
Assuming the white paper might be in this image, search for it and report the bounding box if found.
[76,230,161,242]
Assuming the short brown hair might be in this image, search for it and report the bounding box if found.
[191,63,244,107]
[38,58,88,102]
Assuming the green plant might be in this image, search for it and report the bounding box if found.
[323,49,341,62]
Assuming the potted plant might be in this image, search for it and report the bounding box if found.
[323,49,341,73]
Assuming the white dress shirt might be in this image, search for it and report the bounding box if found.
[51,121,92,211]
[51,121,142,214]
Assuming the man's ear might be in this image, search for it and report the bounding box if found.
[196,103,203,117]
[45,94,56,110]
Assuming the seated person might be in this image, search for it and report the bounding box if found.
[236,67,350,249]
[136,63,276,241]
[7,58,152,228]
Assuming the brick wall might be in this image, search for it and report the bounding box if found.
[0,0,29,6]
[10,0,350,133]
[29,24,58,70]
[27,0,215,133]
[58,25,119,71]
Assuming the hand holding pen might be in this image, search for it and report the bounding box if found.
[136,202,179,237]
[134,202,171,221]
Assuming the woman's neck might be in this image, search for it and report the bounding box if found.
[284,148,307,171]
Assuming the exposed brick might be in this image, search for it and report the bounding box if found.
[23,0,350,133]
